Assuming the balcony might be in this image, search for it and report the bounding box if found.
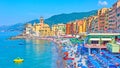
[85,44,106,48]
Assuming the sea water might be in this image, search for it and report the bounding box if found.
[0,32,58,68]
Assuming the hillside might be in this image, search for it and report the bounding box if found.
[45,10,97,26]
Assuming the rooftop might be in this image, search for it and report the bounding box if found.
[88,33,120,36]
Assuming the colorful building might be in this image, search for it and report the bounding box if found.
[86,33,120,45]
[83,18,87,32]
[31,17,53,37]
[52,24,58,36]
[117,0,120,32]
[98,8,109,33]
[86,16,94,33]
[108,0,120,32]
[73,21,77,35]
[66,23,71,35]
[39,24,51,37]
[107,43,120,53]
[70,22,74,35]
[57,24,66,35]
[77,20,84,33]
[85,33,120,54]
[76,19,86,34]
[52,23,66,36]
[91,16,98,33]
[25,23,33,35]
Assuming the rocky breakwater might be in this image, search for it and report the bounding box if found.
[9,33,33,40]
[9,35,26,40]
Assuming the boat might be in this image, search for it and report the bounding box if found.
[19,43,24,45]
[13,57,24,63]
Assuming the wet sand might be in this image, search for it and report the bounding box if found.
[56,43,66,68]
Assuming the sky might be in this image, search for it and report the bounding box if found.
[0,0,117,26]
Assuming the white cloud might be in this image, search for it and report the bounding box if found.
[98,0,108,6]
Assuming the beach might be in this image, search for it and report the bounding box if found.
[10,34,88,68]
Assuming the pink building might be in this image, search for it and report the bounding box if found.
[109,0,120,32]
[98,8,109,33]
[117,1,120,32]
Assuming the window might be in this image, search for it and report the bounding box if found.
[91,41,99,44]
[117,13,120,17]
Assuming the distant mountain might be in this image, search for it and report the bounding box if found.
[8,23,25,31]
[0,10,97,31]
[0,23,25,32]
[26,10,97,26]
[45,10,97,26]
[27,19,40,24]
[0,25,9,31]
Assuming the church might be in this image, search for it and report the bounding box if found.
[32,17,53,37]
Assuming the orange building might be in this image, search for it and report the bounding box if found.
[66,23,71,35]
[73,22,77,35]
[70,23,75,35]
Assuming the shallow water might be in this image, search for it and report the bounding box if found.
[0,32,58,68]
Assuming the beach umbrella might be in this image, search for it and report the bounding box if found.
[66,59,72,64]
[92,50,97,54]
[78,63,82,67]
[77,45,81,50]
[78,58,82,62]
[82,66,87,68]
[77,43,81,51]
[62,47,67,52]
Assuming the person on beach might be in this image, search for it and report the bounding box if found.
[74,62,76,68]
[56,60,60,68]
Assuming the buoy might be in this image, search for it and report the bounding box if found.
[14,57,24,63]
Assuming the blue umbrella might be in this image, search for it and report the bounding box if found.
[78,63,82,67]
[78,58,82,62]
[82,66,87,68]
[62,47,67,52]
[66,59,72,64]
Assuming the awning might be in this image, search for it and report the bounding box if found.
[101,38,112,41]
[90,38,100,41]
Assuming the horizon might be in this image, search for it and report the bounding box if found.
[0,0,117,26]
[0,10,97,26]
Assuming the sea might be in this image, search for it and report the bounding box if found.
[0,31,59,68]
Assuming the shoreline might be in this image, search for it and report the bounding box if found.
[40,37,66,68]
[10,35,66,68]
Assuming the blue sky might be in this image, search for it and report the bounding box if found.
[0,0,117,26]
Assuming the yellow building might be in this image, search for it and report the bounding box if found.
[83,18,87,32]
[76,19,87,34]
[86,16,94,33]
[34,24,41,33]
[32,17,53,37]
[39,24,51,36]
[57,24,66,36]
[52,25,58,36]
[52,24,65,36]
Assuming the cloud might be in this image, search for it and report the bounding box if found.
[98,0,108,6]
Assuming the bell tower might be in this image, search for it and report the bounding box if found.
[40,17,44,24]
